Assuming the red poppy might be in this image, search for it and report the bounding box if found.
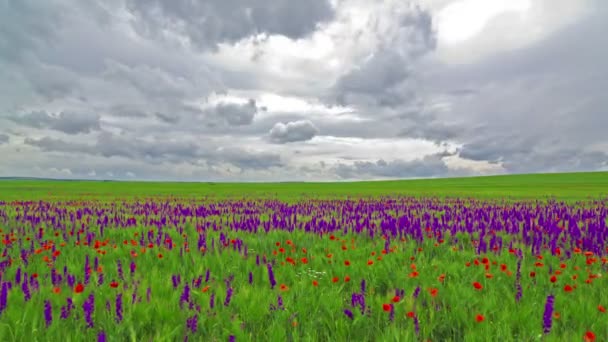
[475,314,485,322]
[158,253,163,259]
[202,286,210,293]
[500,264,507,272]
[428,288,438,297]
[584,331,596,342]
[312,280,318,287]
[279,284,289,292]
[550,275,557,283]
[382,304,391,312]
[275,242,281,246]
[406,311,415,318]
[52,287,61,294]
[344,260,351,266]
[564,284,573,292]
[110,281,119,288]
[301,257,308,264]
[409,271,419,278]
[74,283,84,293]
[367,260,374,265]
[473,282,483,290]
[392,296,400,303]
[332,277,339,283]
[344,276,351,282]
[598,305,606,313]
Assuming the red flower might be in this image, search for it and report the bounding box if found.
[529,271,536,278]
[382,304,391,312]
[550,275,557,283]
[409,271,419,278]
[406,311,415,318]
[475,314,485,322]
[275,242,281,246]
[598,305,606,313]
[392,296,400,303]
[428,288,438,297]
[564,284,573,292]
[110,281,119,288]
[344,276,351,282]
[312,280,319,287]
[279,284,289,292]
[344,260,351,266]
[74,283,84,293]
[367,260,374,265]
[332,277,339,283]
[301,257,308,264]
[473,282,483,290]
[584,331,596,342]
[158,253,163,259]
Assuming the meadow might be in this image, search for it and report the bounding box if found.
[0,172,607,341]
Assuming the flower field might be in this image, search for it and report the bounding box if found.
[0,196,607,341]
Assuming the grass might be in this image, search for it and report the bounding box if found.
[0,171,608,201]
[0,172,606,341]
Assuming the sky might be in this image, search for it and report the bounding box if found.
[0,0,607,181]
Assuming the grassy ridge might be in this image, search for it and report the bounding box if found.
[1,172,608,201]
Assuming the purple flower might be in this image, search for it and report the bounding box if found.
[248,272,253,284]
[44,300,52,327]
[209,292,215,309]
[343,309,354,320]
[186,314,198,333]
[543,294,555,334]
[129,261,136,277]
[98,331,106,342]
[266,263,276,289]
[116,293,123,323]
[412,286,421,299]
[224,287,233,307]
[0,282,9,314]
[180,284,191,308]
[83,293,95,328]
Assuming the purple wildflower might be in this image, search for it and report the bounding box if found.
[224,287,233,307]
[116,293,123,323]
[543,295,555,334]
[44,300,52,327]
[344,309,354,320]
[266,263,276,289]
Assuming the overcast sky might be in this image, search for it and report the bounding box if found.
[1,0,606,181]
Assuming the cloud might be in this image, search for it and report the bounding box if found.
[334,152,453,179]
[11,110,101,134]
[1,0,607,181]
[23,131,283,171]
[330,4,436,108]
[0,134,9,144]
[206,99,259,126]
[269,120,319,143]
[125,0,336,50]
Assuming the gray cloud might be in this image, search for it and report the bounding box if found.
[23,132,283,171]
[11,110,101,134]
[0,134,9,144]
[330,5,436,108]
[207,99,259,126]
[1,1,607,181]
[126,0,335,50]
[269,120,319,143]
[335,152,452,179]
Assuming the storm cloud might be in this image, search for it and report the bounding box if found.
[1,0,606,180]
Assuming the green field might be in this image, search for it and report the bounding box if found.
[1,171,608,201]
[0,172,607,341]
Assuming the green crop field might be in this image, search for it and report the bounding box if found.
[1,171,608,201]
[0,172,607,341]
